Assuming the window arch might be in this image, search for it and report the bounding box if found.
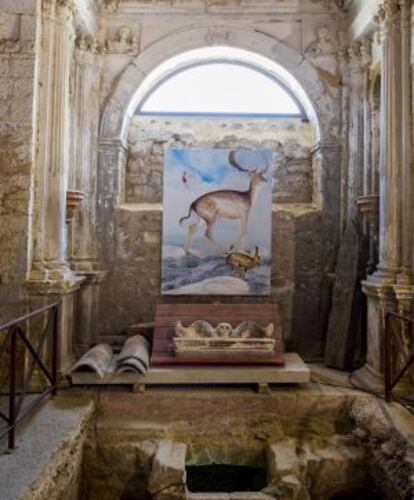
[137,60,306,118]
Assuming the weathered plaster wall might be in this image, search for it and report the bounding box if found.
[0,2,37,309]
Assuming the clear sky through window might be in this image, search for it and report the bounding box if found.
[138,62,304,117]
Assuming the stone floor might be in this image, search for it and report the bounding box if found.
[0,392,94,500]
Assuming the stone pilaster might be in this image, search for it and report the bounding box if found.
[356,0,408,390]
[374,0,403,281]
[27,0,83,370]
[345,41,366,223]
[361,37,374,198]
[29,0,80,288]
[398,0,413,287]
[69,37,105,274]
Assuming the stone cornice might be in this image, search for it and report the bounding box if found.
[100,0,340,16]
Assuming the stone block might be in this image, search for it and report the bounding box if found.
[11,57,34,79]
[267,439,299,481]
[10,77,34,122]
[0,13,20,40]
[1,0,36,14]
[19,14,36,40]
[148,439,187,496]
[263,474,304,500]
[0,78,13,101]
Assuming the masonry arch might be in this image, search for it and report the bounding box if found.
[99,26,339,145]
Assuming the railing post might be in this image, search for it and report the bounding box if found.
[384,313,391,402]
[51,304,59,396]
[8,327,17,449]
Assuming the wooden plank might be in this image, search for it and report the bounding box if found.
[324,223,369,370]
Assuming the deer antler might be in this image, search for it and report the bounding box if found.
[229,151,250,173]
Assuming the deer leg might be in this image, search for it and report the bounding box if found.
[184,222,200,255]
[204,218,226,253]
[241,216,249,251]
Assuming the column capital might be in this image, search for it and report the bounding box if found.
[375,0,401,37]
[75,34,107,63]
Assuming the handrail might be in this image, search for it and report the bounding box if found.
[384,310,414,403]
[0,300,61,331]
[0,301,61,449]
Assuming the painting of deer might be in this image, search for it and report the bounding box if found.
[179,151,269,254]
[161,148,272,296]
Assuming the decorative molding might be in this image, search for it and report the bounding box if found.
[107,26,139,54]
[305,25,336,58]
[76,34,107,55]
[360,37,373,69]
[66,190,84,223]
[101,0,119,13]
[204,27,230,46]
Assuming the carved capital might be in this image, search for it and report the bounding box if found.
[399,0,411,28]
[101,0,119,13]
[76,34,107,57]
[375,0,401,37]
[360,37,373,68]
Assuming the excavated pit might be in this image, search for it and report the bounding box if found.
[5,387,413,500]
[78,388,401,499]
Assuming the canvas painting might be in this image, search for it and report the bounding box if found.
[161,148,272,295]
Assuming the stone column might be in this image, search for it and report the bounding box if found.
[355,0,405,390]
[361,38,373,198]
[357,38,380,275]
[346,42,366,224]
[29,0,80,287]
[69,36,106,273]
[67,36,108,350]
[375,0,403,281]
[27,0,83,370]
[394,0,414,312]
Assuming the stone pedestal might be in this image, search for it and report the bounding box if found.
[351,279,395,391]
[74,270,108,354]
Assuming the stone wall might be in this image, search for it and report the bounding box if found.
[95,115,332,357]
[126,117,314,204]
[0,1,37,309]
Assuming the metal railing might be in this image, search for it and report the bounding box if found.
[384,310,414,403]
[0,301,61,449]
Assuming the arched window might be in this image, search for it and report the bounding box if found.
[135,58,307,119]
